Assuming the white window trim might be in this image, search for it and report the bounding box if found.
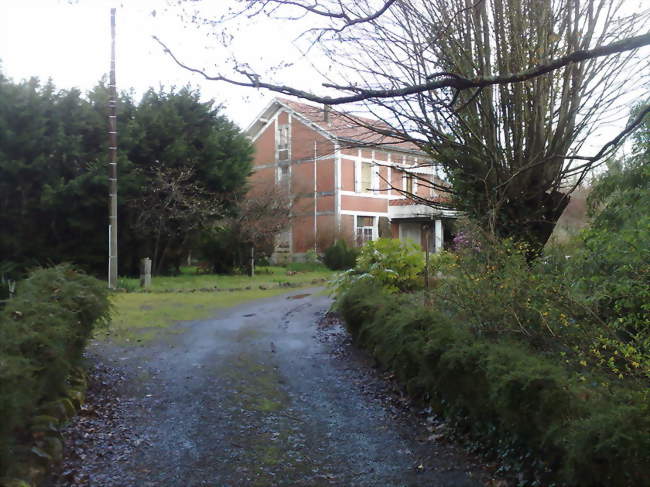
[356,160,379,194]
[372,163,380,192]
[275,116,291,162]
[276,164,289,184]
[402,171,417,194]
[354,214,379,243]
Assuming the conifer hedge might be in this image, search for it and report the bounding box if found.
[0,265,110,477]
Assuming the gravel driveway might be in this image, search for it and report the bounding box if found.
[49,289,494,486]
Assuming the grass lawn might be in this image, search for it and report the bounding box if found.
[105,265,333,344]
[117,265,331,292]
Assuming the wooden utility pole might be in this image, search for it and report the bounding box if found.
[313,140,318,253]
[107,8,118,289]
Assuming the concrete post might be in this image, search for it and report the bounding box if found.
[140,258,151,289]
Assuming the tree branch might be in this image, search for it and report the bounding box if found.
[154,32,650,105]
[564,103,650,163]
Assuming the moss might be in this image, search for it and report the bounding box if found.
[212,349,319,484]
[221,352,289,413]
[259,444,283,465]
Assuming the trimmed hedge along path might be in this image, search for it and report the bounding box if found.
[0,265,110,485]
[336,279,650,487]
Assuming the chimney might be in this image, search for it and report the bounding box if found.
[323,104,331,123]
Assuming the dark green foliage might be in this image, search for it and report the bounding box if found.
[330,238,430,296]
[331,138,650,484]
[336,278,650,485]
[335,279,385,338]
[572,157,650,367]
[198,225,261,274]
[548,156,650,380]
[0,77,141,277]
[563,392,650,486]
[0,73,253,277]
[322,239,359,270]
[127,87,253,275]
[0,265,110,477]
[285,261,327,272]
[197,186,290,274]
[130,87,252,197]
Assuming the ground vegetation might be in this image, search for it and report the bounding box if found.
[0,265,110,480]
[331,138,650,484]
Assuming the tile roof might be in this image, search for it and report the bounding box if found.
[389,194,452,206]
[276,97,423,153]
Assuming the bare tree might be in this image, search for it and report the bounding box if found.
[200,184,293,273]
[129,162,224,275]
[157,0,650,250]
[233,184,293,254]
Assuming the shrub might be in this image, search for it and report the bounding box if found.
[335,278,387,339]
[564,391,650,486]
[199,225,276,275]
[564,159,650,380]
[356,238,424,291]
[336,285,650,485]
[331,238,425,295]
[0,264,110,477]
[425,250,456,277]
[322,239,358,270]
[332,216,650,484]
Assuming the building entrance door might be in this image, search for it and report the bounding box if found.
[399,222,421,247]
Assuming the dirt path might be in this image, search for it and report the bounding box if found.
[49,289,495,486]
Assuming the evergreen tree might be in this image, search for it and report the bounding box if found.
[127,87,253,274]
[0,74,253,276]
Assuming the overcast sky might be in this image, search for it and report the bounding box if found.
[0,0,647,156]
[0,0,321,129]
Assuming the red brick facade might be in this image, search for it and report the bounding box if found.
[246,98,456,259]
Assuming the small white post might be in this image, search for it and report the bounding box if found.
[140,258,151,289]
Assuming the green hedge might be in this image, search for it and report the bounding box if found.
[322,239,358,271]
[0,265,110,477]
[336,279,650,486]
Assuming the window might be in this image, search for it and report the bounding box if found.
[356,215,374,245]
[277,124,289,161]
[278,125,289,149]
[277,164,289,184]
[403,173,416,194]
[429,178,437,197]
[357,161,374,193]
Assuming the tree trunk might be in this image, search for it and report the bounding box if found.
[497,190,570,256]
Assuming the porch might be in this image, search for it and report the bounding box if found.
[388,202,460,252]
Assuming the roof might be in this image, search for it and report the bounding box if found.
[247,97,424,154]
[389,194,452,206]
